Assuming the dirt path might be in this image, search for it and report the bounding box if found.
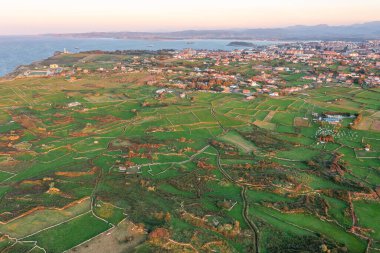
[210,107,227,133]
[241,186,260,253]
[263,111,276,122]
[216,151,260,253]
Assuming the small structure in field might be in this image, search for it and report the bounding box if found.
[68,102,82,108]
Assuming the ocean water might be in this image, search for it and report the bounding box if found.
[0,36,278,76]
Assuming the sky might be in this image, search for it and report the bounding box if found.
[1,0,379,35]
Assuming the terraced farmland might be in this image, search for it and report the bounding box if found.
[0,54,379,253]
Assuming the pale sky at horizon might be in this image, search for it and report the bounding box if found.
[1,0,379,35]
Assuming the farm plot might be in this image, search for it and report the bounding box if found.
[0,198,91,238]
[25,212,111,253]
[218,131,256,154]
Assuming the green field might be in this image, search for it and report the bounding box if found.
[0,52,379,253]
[25,213,110,253]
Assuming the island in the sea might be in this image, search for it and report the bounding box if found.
[227,41,255,47]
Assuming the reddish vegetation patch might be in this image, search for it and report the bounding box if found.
[376,186,380,197]
[353,115,373,131]
[46,187,73,198]
[181,211,241,239]
[149,228,170,241]
[70,132,90,137]
[0,157,19,167]
[55,167,98,178]
[53,116,75,125]
[92,115,121,123]
[179,147,196,154]
[124,161,136,167]
[20,179,44,186]
[136,143,163,149]
[351,114,362,128]
[124,150,152,159]
[7,135,20,141]
[13,115,49,135]
[232,163,254,170]
[329,155,345,176]
[53,113,64,117]
[352,191,379,201]
[178,137,193,143]
[109,139,164,154]
[319,135,334,143]
[14,115,38,129]
[197,160,216,170]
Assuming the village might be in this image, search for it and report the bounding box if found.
[19,40,380,99]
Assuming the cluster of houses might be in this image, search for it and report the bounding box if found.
[157,41,379,97]
[24,64,63,77]
[314,112,356,125]
[20,40,379,96]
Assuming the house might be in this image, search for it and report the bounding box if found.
[156,89,166,95]
[49,64,59,69]
[68,102,81,108]
[250,81,260,87]
[126,166,140,175]
[25,70,51,77]
[321,117,340,124]
[319,135,334,143]
[269,92,279,97]
[118,166,127,172]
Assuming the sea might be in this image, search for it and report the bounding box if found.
[0,36,280,77]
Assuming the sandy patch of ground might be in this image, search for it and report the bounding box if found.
[0,157,19,168]
[263,111,276,122]
[253,120,276,130]
[354,117,373,131]
[68,220,146,253]
[220,132,256,154]
[371,111,380,118]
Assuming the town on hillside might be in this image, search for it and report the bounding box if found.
[17,40,380,96]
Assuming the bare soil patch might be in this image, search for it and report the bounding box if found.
[354,117,373,131]
[68,220,146,253]
[294,117,310,127]
[263,111,276,122]
[370,120,380,132]
[253,120,276,130]
[55,167,98,178]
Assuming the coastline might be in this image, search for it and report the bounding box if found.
[0,37,284,77]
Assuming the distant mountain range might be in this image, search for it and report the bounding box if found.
[48,22,380,41]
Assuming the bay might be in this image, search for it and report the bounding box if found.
[0,36,280,76]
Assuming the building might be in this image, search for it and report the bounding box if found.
[49,64,59,69]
